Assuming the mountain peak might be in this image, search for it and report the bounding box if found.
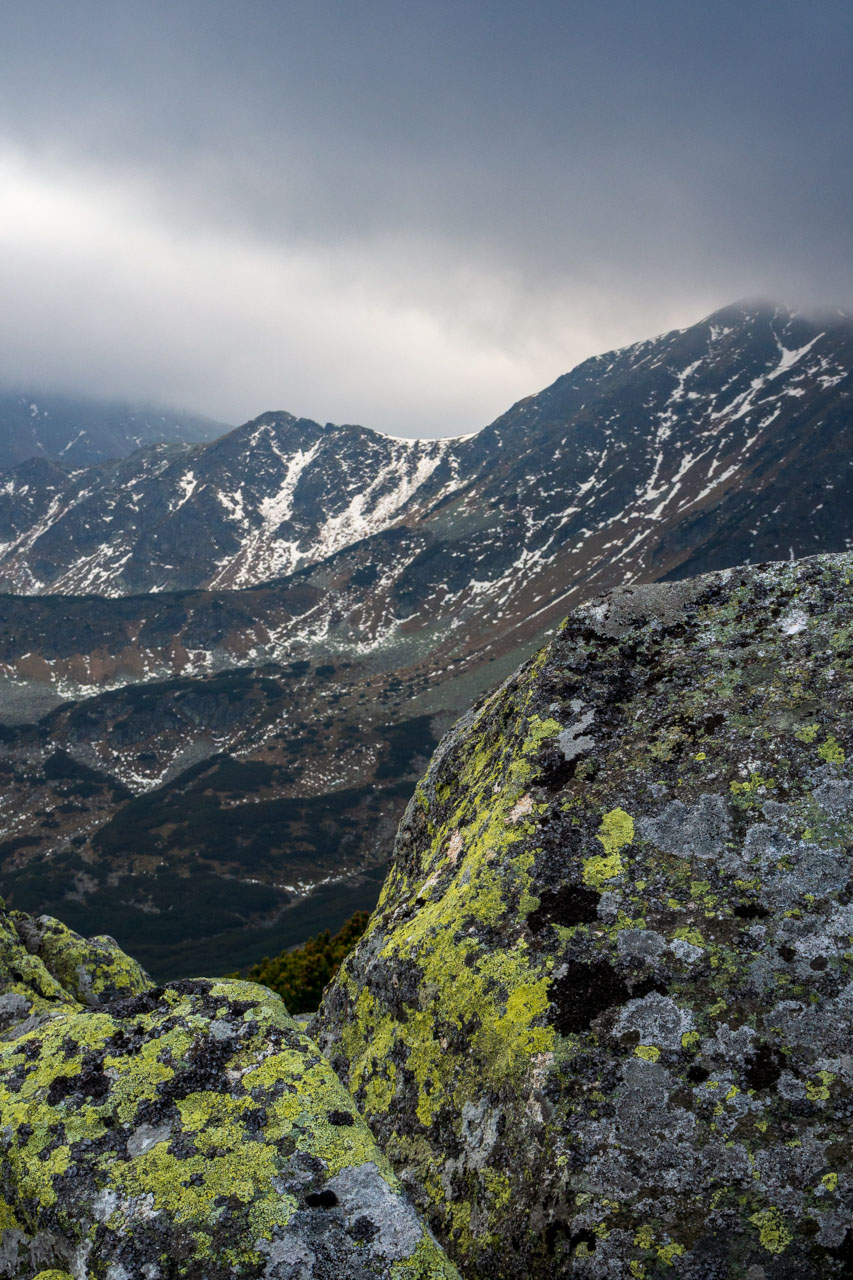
[0,300,851,600]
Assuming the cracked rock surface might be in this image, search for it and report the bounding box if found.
[315,552,853,1279]
[0,905,457,1279]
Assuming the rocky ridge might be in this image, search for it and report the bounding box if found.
[1,302,851,617]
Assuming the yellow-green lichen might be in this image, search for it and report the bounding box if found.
[795,723,820,743]
[325,687,561,1263]
[804,1069,835,1102]
[596,808,635,855]
[1,971,453,1275]
[583,852,625,890]
[750,1206,793,1254]
[522,715,563,756]
[29,915,152,1006]
[634,1224,654,1249]
[390,1234,463,1278]
[657,1241,685,1265]
[583,808,634,889]
[673,927,704,947]
[730,773,775,798]
[818,735,845,765]
[0,1198,22,1231]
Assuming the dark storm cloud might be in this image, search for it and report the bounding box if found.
[0,0,851,433]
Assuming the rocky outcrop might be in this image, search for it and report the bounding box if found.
[0,906,152,1036]
[315,552,853,1278]
[0,904,458,1279]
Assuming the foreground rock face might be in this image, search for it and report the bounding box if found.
[316,552,853,1279]
[0,905,458,1279]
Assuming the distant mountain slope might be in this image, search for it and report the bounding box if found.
[0,657,435,978]
[2,300,853,976]
[0,302,850,602]
[0,389,228,467]
[0,416,459,595]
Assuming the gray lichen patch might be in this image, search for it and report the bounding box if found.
[316,552,853,1279]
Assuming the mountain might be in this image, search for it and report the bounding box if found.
[0,388,228,468]
[0,302,851,607]
[0,415,459,595]
[1,300,852,977]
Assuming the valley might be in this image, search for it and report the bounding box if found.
[1,300,851,977]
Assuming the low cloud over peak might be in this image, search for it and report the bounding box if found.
[1,0,851,435]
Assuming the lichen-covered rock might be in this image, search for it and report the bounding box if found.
[0,908,77,1039]
[315,552,853,1279]
[0,913,459,1279]
[5,908,153,1012]
[0,901,153,1047]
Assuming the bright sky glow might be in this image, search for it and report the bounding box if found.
[0,1,850,435]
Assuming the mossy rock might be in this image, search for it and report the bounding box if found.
[0,900,152,1045]
[316,552,853,1278]
[0,908,459,1279]
[8,908,152,1009]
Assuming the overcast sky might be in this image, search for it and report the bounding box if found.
[1,0,851,436]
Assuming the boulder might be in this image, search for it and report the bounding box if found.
[315,553,853,1279]
[0,905,152,1041]
[3,909,153,1012]
[0,905,459,1279]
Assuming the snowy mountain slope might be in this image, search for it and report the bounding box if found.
[2,300,853,975]
[372,300,853,645]
[0,389,227,468]
[0,302,850,608]
[0,414,462,594]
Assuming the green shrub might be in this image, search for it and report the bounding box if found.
[231,911,370,1014]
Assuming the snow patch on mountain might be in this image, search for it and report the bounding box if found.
[0,302,851,615]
